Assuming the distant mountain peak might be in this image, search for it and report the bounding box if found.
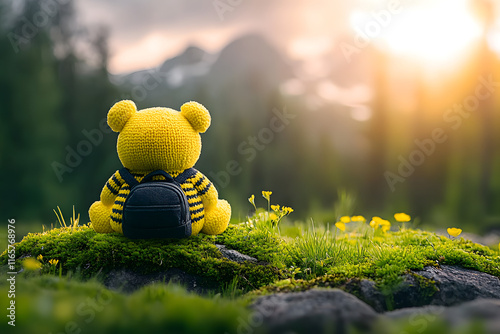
[210,33,289,77]
[159,45,208,73]
[218,33,278,59]
[179,45,207,61]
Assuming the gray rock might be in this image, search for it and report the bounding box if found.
[384,305,446,319]
[385,298,500,334]
[358,266,500,311]
[360,274,437,312]
[359,279,386,312]
[102,245,259,293]
[104,267,218,294]
[416,265,500,306]
[250,288,379,334]
[215,244,258,263]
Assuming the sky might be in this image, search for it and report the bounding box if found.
[74,0,500,74]
[75,0,352,74]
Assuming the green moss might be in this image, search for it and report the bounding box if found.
[246,228,499,304]
[322,229,500,284]
[408,272,438,299]
[2,222,499,300]
[0,224,282,291]
[248,275,354,296]
[0,275,248,334]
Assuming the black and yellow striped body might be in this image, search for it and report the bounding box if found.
[103,168,212,228]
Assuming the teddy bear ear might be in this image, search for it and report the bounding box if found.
[107,100,137,132]
[180,101,211,133]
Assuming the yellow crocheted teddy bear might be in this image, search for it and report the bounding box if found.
[89,100,231,236]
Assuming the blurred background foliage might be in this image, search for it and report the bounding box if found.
[1,0,500,235]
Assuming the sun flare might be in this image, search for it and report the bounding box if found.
[352,0,484,66]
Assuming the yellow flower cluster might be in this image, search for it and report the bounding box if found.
[49,259,59,266]
[247,191,294,228]
[270,205,294,225]
[370,217,391,232]
[262,191,272,201]
[335,215,367,232]
[334,213,413,233]
[331,212,488,249]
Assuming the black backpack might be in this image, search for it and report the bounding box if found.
[119,168,192,239]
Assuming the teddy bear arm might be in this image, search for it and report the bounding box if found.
[200,186,219,210]
[191,172,218,210]
[100,171,124,206]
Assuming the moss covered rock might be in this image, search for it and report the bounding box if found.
[0,224,283,292]
[246,228,500,311]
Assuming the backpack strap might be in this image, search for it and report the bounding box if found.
[119,168,140,188]
[142,170,174,183]
[175,168,198,184]
[119,168,195,188]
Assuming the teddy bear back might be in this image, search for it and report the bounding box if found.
[107,100,211,173]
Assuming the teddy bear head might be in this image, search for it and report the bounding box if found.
[107,100,211,172]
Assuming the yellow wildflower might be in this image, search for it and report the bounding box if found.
[49,259,59,266]
[340,216,351,223]
[351,216,366,222]
[379,219,391,226]
[248,195,256,209]
[394,213,411,222]
[22,258,42,271]
[381,222,391,233]
[270,213,278,221]
[262,191,272,201]
[369,220,378,229]
[282,207,294,214]
[37,254,43,261]
[335,222,346,231]
[271,205,280,212]
[447,228,462,238]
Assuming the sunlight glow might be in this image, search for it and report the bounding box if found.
[487,20,500,56]
[353,0,484,66]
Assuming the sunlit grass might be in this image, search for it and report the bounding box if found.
[53,205,81,229]
[244,192,500,290]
